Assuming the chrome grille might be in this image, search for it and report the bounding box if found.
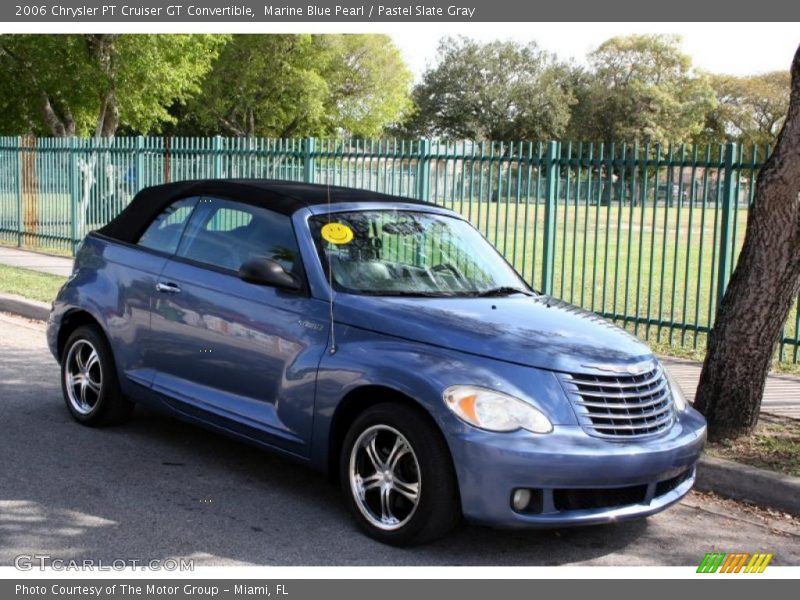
[559,365,675,439]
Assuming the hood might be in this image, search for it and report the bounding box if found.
[334,294,655,374]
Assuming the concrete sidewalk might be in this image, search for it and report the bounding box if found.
[0,246,73,277]
[661,356,799,420]
[1,246,798,418]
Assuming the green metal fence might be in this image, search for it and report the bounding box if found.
[1,135,798,362]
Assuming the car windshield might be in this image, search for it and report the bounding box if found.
[309,210,533,297]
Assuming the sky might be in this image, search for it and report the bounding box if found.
[387,22,799,81]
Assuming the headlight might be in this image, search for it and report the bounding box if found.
[667,372,688,411]
[443,385,553,433]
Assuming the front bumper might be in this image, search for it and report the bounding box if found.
[447,407,706,527]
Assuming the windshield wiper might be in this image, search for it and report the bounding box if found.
[356,290,461,298]
[472,286,535,297]
[350,287,534,298]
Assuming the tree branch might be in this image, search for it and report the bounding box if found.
[214,109,246,137]
[41,93,67,137]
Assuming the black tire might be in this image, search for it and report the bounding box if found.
[60,324,133,426]
[339,402,461,545]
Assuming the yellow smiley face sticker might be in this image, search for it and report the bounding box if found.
[321,222,354,245]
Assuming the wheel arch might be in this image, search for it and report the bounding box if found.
[56,309,105,361]
[326,384,453,484]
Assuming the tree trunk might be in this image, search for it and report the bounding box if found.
[88,35,120,138]
[247,108,255,138]
[102,94,120,137]
[695,44,800,440]
[41,94,68,137]
[61,101,76,136]
[95,91,119,138]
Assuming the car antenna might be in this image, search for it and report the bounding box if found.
[326,180,337,355]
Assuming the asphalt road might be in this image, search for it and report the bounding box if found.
[1,312,798,567]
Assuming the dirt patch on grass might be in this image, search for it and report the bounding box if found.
[706,414,800,478]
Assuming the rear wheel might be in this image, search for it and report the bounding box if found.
[340,402,461,545]
[61,325,132,426]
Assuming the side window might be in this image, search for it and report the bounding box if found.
[137,197,198,254]
[176,198,300,273]
[206,207,252,232]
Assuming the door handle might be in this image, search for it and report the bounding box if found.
[155,282,181,294]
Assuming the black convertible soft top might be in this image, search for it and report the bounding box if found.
[98,179,435,244]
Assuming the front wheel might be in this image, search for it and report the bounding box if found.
[340,402,461,545]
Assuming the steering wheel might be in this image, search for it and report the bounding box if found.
[429,262,469,290]
[432,262,465,279]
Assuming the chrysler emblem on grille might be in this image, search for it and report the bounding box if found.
[580,360,656,376]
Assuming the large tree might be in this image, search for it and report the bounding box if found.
[405,36,575,141]
[568,34,715,143]
[699,71,791,147]
[0,34,224,137]
[316,34,413,136]
[185,34,412,138]
[695,45,800,440]
[184,34,326,138]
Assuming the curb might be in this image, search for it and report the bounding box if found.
[0,293,798,516]
[0,292,50,322]
[696,455,800,515]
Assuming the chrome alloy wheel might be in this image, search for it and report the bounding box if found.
[349,425,421,531]
[63,339,103,415]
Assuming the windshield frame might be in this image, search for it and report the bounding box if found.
[303,204,536,299]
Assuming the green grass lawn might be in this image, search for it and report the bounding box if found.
[0,264,65,304]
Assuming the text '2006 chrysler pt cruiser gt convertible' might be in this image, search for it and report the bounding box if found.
[47,179,707,545]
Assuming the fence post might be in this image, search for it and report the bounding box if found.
[716,142,738,310]
[303,137,316,183]
[416,139,431,201]
[135,135,145,191]
[15,136,23,247]
[69,137,79,253]
[212,135,223,179]
[541,140,559,295]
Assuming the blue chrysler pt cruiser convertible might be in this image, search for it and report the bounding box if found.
[47,179,706,545]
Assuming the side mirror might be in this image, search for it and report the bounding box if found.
[238,257,300,291]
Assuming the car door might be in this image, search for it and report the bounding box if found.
[112,196,199,391]
[148,197,329,458]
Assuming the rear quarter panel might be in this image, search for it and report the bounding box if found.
[50,234,168,393]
